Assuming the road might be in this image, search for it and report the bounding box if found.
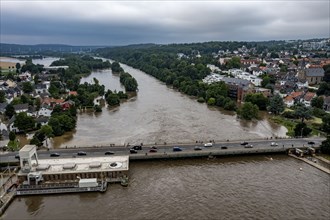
[0,137,324,164]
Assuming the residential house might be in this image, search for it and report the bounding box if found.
[0,103,8,114]
[13,103,29,114]
[291,91,304,104]
[7,116,18,133]
[35,83,48,94]
[38,106,53,117]
[284,95,294,107]
[35,116,49,127]
[302,92,316,107]
[68,91,78,96]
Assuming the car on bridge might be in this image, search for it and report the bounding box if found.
[77,151,87,156]
[194,146,202,151]
[241,141,249,146]
[270,142,278,146]
[173,147,182,152]
[244,144,253,148]
[149,148,157,153]
[50,153,60,157]
[204,143,213,147]
[105,151,115,155]
[133,145,142,150]
[221,146,228,149]
[130,149,138,154]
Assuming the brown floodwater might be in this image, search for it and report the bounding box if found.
[49,61,287,148]
[2,155,329,220]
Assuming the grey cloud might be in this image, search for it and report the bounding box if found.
[0,1,329,45]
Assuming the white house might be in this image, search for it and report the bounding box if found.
[38,107,53,117]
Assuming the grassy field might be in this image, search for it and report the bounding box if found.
[270,115,324,137]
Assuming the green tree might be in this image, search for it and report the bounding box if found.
[294,122,312,137]
[268,94,285,115]
[321,114,330,134]
[320,136,330,154]
[238,102,259,120]
[0,90,6,103]
[9,131,16,141]
[106,93,120,106]
[111,62,123,73]
[15,63,21,73]
[22,81,34,93]
[223,99,237,111]
[48,117,63,136]
[293,104,312,123]
[5,104,15,119]
[207,98,216,106]
[14,112,35,132]
[244,93,268,110]
[311,96,324,109]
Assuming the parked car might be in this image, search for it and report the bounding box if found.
[204,143,213,147]
[241,142,249,146]
[77,151,87,156]
[50,153,60,157]
[221,146,228,149]
[173,147,182,152]
[308,141,315,145]
[105,151,115,155]
[244,144,253,148]
[270,142,278,146]
[151,146,157,149]
[130,149,138,154]
[133,145,142,150]
[15,154,20,159]
[194,146,202,151]
[149,148,157,153]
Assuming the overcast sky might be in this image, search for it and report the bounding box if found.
[1,0,329,46]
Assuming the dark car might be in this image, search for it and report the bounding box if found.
[194,146,202,151]
[151,146,157,149]
[241,142,249,146]
[77,151,87,156]
[50,153,60,157]
[133,145,142,150]
[149,148,157,153]
[221,146,228,149]
[308,141,315,145]
[173,147,182,152]
[105,151,115,155]
[15,154,20,159]
[130,149,138,154]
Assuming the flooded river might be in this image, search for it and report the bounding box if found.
[2,155,330,220]
[51,61,287,148]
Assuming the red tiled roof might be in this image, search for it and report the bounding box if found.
[284,95,293,102]
[291,91,303,99]
[69,91,78,96]
[304,92,316,101]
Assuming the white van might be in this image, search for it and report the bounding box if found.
[204,143,213,147]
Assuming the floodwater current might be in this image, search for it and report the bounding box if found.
[2,155,330,220]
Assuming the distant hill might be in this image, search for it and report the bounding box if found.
[0,43,110,55]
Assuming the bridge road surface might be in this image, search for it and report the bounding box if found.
[0,138,325,164]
